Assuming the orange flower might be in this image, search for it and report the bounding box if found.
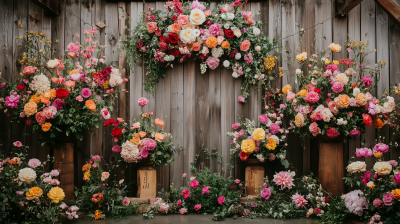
[155,118,164,127]
[155,133,164,142]
[221,41,230,49]
[40,97,50,104]
[373,119,384,129]
[192,42,201,51]
[94,210,105,220]
[41,122,52,132]
[392,189,400,201]
[282,85,292,95]
[337,94,350,108]
[26,187,43,200]
[205,36,218,48]
[139,131,146,138]
[65,80,75,88]
[82,163,92,171]
[130,133,140,144]
[85,100,96,111]
[29,94,42,104]
[171,23,181,33]
[8,157,20,165]
[297,89,308,97]
[355,93,367,106]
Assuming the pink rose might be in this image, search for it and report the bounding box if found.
[388,160,398,167]
[28,158,41,168]
[181,189,190,199]
[43,177,52,183]
[206,57,220,70]
[146,22,157,33]
[235,179,240,184]
[159,203,169,213]
[309,122,321,137]
[138,97,149,107]
[122,198,130,206]
[261,188,271,200]
[194,204,201,211]
[240,40,251,51]
[204,10,211,17]
[190,179,199,188]
[259,115,269,124]
[132,122,140,129]
[255,46,261,51]
[220,4,231,13]
[112,145,121,153]
[51,179,60,185]
[355,148,373,157]
[269,123,280,135]
[238,96,245,103]
[209,23,222,36]
[177,15,189,26]
[182,173,187,178]
[13,141,23,147]
[232,123,240,130]
[202,186,210,194]
[179,207,187,214]
[305,91,320,103]
[101,108,110,119]
[331,82,344,93]
[16,191,24,195]
[76,95,83,102]
[217,196,225,205]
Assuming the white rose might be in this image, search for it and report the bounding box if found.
[232,72,239,78]
[189,9,206,25]
[221,14,227,20]
[253,27,261,36]
[347,161,367,173]
[321,108,333,122]
[211,47,224,58]
[226,12,235,20]
[311,78,318,85]
[224,23,231,29]
[47,59,59,68]
[295,69,302,75]
[223,60,230,67]
[387,96,395,103]
[233,29,242,37]
[235,53,241,60]
[373,161,392,175]
[366,181,374,188]
[353,87,360,97]
[18,168,37,184]
[337,118,347,125]
[246,68,251,72]
[179,29,200,44]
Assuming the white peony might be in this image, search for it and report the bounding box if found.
[233,28,242,37]
[235,53,241,60]
[47,59,59,68]
[253,27,261,36]
[337,118,347,125]
[211,47,224,58]
[353,87,360,97]
[223,60,230,68]
[29,74,51,95]
[232,72,239,78]
[179,28,200,44]
[109,68,123,87]
[18,167,37,184]
[347,161,367,173]
[189,8,206,25]
[164,55,175,62]
[120,140,141,163]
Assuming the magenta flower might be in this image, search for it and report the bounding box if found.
[112,145,121,153]
[177,199,182,207]
[326,64,338,72]
[269,123,280,135]
[372,198,384,209]
[238,96,245,103]
[374,143,389,153]
[143,138,157,151]
[232,123,240,130]
[349,129,361,137]
[361,75,373,88]
[140,149,149,159]
[181,189,190,199]
[217,196,225,205]
[194,204,201,211]
[190,179,199,188]
[355,148,373,157]
[202,186,210,194]
[383,192,394,206]
[81,88,92,98]
[394,172,400,185]
[5,94,20,109]
[138,97,149,107]
[331,82,344,93]
[261,188,271,200]
[259,114,269,124]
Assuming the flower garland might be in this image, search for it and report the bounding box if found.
[121,0,278,102]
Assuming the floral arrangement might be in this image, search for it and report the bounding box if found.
[75,155,138,221]
[343,141,400,223]
[0,141,79,223]
[121,0,277,102]
[105,97,183,167]
[284,41,398,142]
[0,25,125,144]
[227,92,290,167]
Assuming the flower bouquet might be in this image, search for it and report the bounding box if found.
[284,41,398,141]
[105,97,183,167]
[121,0,277,101]
[0,141,79,223]
[0,25,125,144]
[343,142,400,223]
[227,92,290,167]
[75,155,138,221]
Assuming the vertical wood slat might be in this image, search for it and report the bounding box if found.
[184,59,196,179]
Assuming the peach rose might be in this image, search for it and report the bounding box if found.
[146,22,157,33]
[101,172,110,181]
[192,42,201,51]
[355,93,367,106]
[206,36,218,48]
[295,113,305,127]
[85,100,96,111]
[155,133,164,142]
[282,85,292,95]
[177,15,189,27]
[68,52,76,58]
[171,23,181,33]
[24,102,37,117]
[65,80,75,88]
[373,162,392,175]
[155,118,164,127]
[139,131,146,138]
[221,41,230,49]
[204,10,211,17]
[40,97,49,105]
[35,112,46,125]
[42,122,52,132]
[337,94,350,108]
[240,40,251,51]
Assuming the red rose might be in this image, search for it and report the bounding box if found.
[111,127,122,138]
[25,119,32,126]
[104,118,115,127]
[172,15,177,20]
[325,197,329,203]
[166,33,179,44]
[159,42,168,51]
[239,151,249,161]
[56,88,69,99]
[170,49,179,57]
[155,28,162,36]
[313,88,321,94]
[136,41,143,48]
[160,34,165,42]
[225,30,234,39]
[315,208,321,214]
[16,84,25,91]
[363,113,372,126]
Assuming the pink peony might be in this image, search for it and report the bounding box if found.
[259,115,269,124]
[51,179,60,185]
[220,4,231,13]
[235,179,240,184]
[51,169,60,177]
[343,190,366,216]
[326,64,338,72]
[159,203,169,213]
[394,173,400,185]
[269,123,280,134]
[206,57,220,70]
[143,138,157,151]
[190,179,199,188]
[181,189,190,199]
[238,96,245,103]
[194,204,201,211]
[331,82,344,93]
[13,141,23,147]
[122,198,130,206]
[138,97,149,107]
[81,88,92,98]
[209,23,222,36]
[43,177,52,183]
[179,207,187,214]
[373,198,384,209]
[101,108,110,119]
[28,158,41,168]
[383,192,394,206]
[388,160,398,167]
[309,122,321,137]
[361,76,373,88]
[273,171,294,189]
[232,123,240,130]
[76,95,83,102]
[202,186,210,194]
[217,196,225,205]
[112,145,121,153]
[374,143,389,153]
[190,0,206,10]
[292,193,308,208]
[305,91,320,103]
[260,188,271,200]
[349,129,361,137]
[356,148,373,157]
[5,94,20,109]
[182,173,187,178]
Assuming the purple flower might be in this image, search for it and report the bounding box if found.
[361,76,373,88]
[81,88,92,98]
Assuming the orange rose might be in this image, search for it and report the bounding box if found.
[24,102,37,117]
[171,23,181,33]
[68,52,76,58]
[26,187,43,200]
[297,89,308,97]
[393,189,400,201]
[373,119,384,129]
[155,118,164,127]
[82,163,91,171]
[41,122,52,132]
[29,94,42,104]
[240,40,251,51]
[8,157,20,165]
[50,89,56,99]
[282,85,292,95]
[337,94,350,108]
[40,97,50,104]
[205,36,218,48]
[139,131,146,138]
[221,41,230,49]
[355,93,367,106]
[85,100,96,111]
[65,80,75,88]
[130,133,140,144]
[155,133,164,142]
[192,42,201,51]
[146,22,157,33]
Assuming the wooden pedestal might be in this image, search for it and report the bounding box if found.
[137,163,157,198]
[53,143,74,200]
[245,159,264,196]
[318,138,344,196]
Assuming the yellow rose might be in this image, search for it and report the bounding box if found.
[84,170,91,181]
[189,8,205,25]
[42,122,52,132]
[241,139,255,154]
[282,85,292,95]
[265,138,277,150]
[392,189,400,201]
[252,128,266,141]
[297,89,308,97]
[296,52,307,63]
[325,60,331,65]
[26,187,43,200]
[333,60,339,65]
[295,113,305,127]
[328,43,342,53]
[346,161,367,173]
[47,186,65,203]
[373,161,392,175]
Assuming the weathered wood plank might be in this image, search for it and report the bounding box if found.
[51,0,65,59]
[65,0,81,46]
[30,0,60,16]
[269,0,282,91]
[315,0,333,52]
[184,58,196,180]
[375,0,400,27]
[281,0,296,90]
[209,66,221,174]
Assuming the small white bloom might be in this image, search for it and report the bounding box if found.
[224,23,231,29]
[279,154,285,160]
[256,154,265,162]
[226,12,235,20]
[367,181,374,188]
[235,53,241,60]
[211,47,224,58]
[337,118,348,125]
[232,72,239,78]
[253,27,261,36]
[295,69,302,75]
[221,14,227,20]
[311,78,317,85]
[245,68,251,72]
[223,60,230,67]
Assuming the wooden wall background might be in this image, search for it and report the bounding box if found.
[1,0,400,196]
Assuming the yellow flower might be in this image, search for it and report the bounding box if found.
[264,55,276,70]
[296,52,307,63]
[295,113,305,127]
[24,102,37,117]
[102,80,109,89]
[69,69,79,76]
[252,128,266,141]
[373,161,392,175]
[333,60,339,65]
[373,151,382,158]
[241,139,256,154]
[325,60,331,65]
[328,43,342,53]
[47,187,65,203]
[282,85,292,95]
[26,187,43,200]
[42,123,52,132]
[84,170,91,181]
[265,138,277,150]
[94,210,105,220]
[297,89,308,97]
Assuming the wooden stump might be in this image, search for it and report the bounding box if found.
[53,143,74,200]
[318,137,344,196]
[244,159,264,196]
[137,163,157,198]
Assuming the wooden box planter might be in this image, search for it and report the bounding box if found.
[136,161,157,198]
[244,159,265,196]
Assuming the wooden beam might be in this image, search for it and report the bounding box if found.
[375,0,400,26]
[30,0,60,16]
[335,0,363,16]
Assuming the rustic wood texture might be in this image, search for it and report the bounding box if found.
[245,165,265,196]
[53,143,75,199]
[375,0,400,26]
[319,142,344,195]
[137,165,157,198]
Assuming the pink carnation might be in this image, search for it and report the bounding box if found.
[259,115,269,124]
[51,179,60,185]
[202,186,210,194]
[81,88,92,98]
[194,204,201,211]
[383,192,394,206]
[138,97,149,107]
[349,129,361,137]
[232,123,240,130]
[181,189,190,199]
[190,179,199,188]
[112,145,121,153]
[309,122,321,137]
[260,188,271,200]
[331,82,344,93]
[122,198,130,206]
[269,123,280,134]
[305,91,320,103]
[374,143,389,153]
[355,148,373,157]
[292,193,308,208]
[206,57,220,70]
[28,158,41,168]
[361,75,373,88]
[273,171,294,189]
[217,196,225,205]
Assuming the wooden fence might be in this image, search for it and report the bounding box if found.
[1,0,400,196]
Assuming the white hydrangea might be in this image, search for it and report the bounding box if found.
[18,167,37,184]
[253,27,261,36]
[223,60,230,68]
[235,53,241,60]
[256,154,265,162]
[211,47,224,58]
[120,141,141,163]
[337,118,348,125]
[29,74,51,95]
[232,72,239,78]
[109,68,123,87]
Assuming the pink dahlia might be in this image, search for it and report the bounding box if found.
[273,171,294,189]
[190,179,199,188]
[81,88,92,98]
[355,148,373,157]
[260,188,271,200]
[138,97,149,107]
[292,193,308,208]
[305,91,320,103]
[5,94,20,109]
